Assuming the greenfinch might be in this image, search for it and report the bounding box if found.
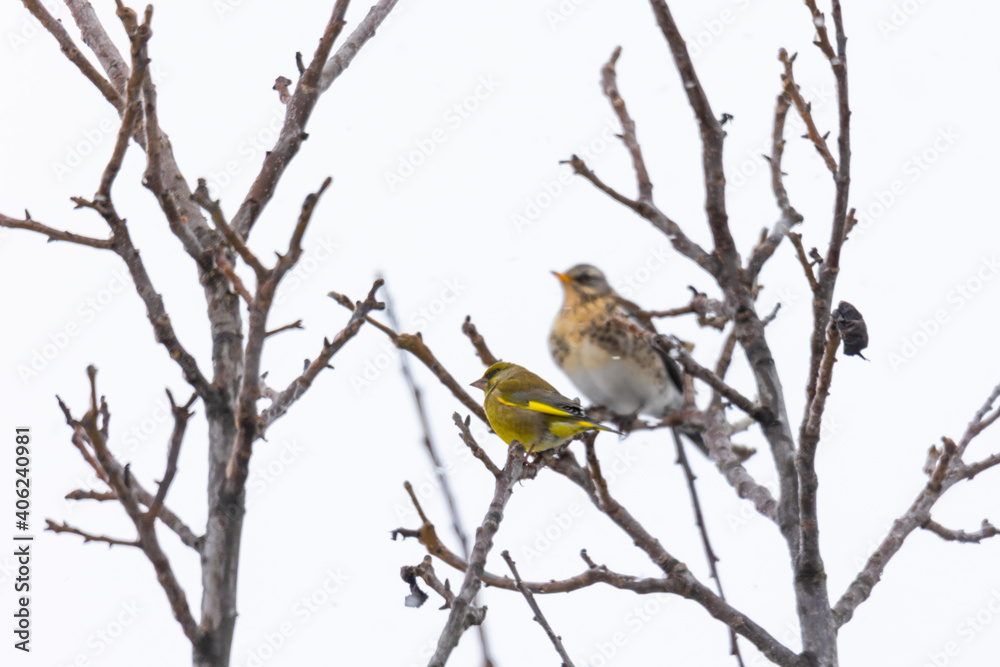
[549,264,685,417]
[470,361,618,453]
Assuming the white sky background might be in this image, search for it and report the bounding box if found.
[1,0,999,665]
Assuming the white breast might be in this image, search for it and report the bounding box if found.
[559,338,682,416]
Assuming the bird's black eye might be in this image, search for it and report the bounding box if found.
[484,366,503,380]
[576,274,593,285]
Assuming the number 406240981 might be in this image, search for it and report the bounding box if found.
[15,428,30,530]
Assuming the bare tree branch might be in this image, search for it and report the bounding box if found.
[233,0,403,238]
[779,49,837,175]
[701,408,778,522]
[646,4,804,604]
[601,46,652,201]
[66,367,202,643]
[672,431,745,667]
[45,520,140,548]
[227,178,345,485]
[462,316,499,367]
[56,394,202,550]
[746,84,803,280]
[65,0,129,93]
[21,0,123,109]
[453,413,501,478]
[788,232,820,292]
[922,519,999,544]
[329,293,489,424]
[387,290,473,559]
[147,390,195,521]
[259,281,384,433]
[801,0,853,432]
[192,180,267,279]
[564,50,719,277]
[834,381,1000,627]
[639,287,729,331]
[556,438,797,665]
[428,444,532,667]
[0,212,113,249]
[501,550,577,667]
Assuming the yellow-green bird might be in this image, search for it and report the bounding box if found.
[470,361,618,453]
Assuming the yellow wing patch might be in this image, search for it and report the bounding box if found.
[497,395,577,418]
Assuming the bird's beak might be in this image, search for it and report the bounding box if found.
[470,377,488,391]
[552,270,571,284]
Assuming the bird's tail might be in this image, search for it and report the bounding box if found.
[595,422,622,436]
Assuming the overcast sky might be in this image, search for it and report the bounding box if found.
[1,1,999,666]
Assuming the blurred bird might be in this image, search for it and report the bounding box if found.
[470,361,618,453]
[549,264,686,419]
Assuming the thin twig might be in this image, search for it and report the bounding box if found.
[0,212,113,249]
[265,320,304,338]
[453,414,501,478]
[21,0,124,110]
[747,85,804,280]
[834,380,1000,627]
[329,293,488,424]
[922,519,999,544]
[788,232,819,293]
[70,367,201,642]
[45,520,139,548]
[146,390,195,521]
[501,551,577,667]
[672,431,744,667]
[462,316,499,367]
[234,0,402,238]
[384,286,474,562]
[259,280,383,434]
[428,444,533,667]
[779,49,837,175]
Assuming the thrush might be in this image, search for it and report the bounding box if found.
[549,264,688,420]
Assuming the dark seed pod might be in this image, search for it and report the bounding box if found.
[832,301,868,360]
